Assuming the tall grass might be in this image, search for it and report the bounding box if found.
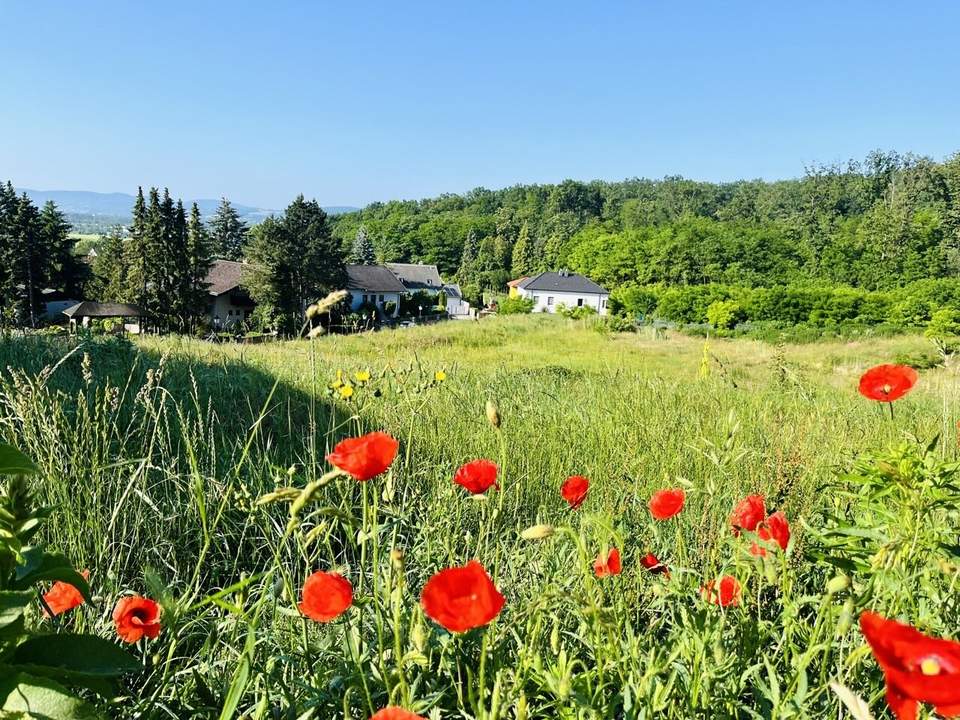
[1,317,957,718]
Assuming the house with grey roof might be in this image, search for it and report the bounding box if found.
[346,264,406,318]
[384,263,444,294]
[443,283,472,317]
[516,270,610,315]
[206,259,256,329]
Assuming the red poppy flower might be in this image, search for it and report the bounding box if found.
[561,475,589,509]
[593,548,622,578]
[326,431,399,481]
[369,709,426,720]
[42,569,90,618]
[858,364,919,403]
[648,488,686,520]
[420,560,505,633]
[701,576,741,606]
[640,552,669,577]
[453,460,499,494]
[299,571,353,622]
[113,596,162,643]
[750,511,791,556]
[730,494,766,535]
[860,611,960,720]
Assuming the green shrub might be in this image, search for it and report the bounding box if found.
[706,300,744,330]
[498,296,535,315]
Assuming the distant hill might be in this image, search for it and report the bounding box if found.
[16,188,358,232]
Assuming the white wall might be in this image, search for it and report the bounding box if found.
[518,288,609,315]
[447,296,471,316]
[350,291,401,318]
[210,294,251,329]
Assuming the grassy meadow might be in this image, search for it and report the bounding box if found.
[2,315,958,718]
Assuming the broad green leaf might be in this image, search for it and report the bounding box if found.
[13,552,91,602]
[0,671,100,719]
[12,634,140,677]
[0,443,38,475]
[0,591,33,631]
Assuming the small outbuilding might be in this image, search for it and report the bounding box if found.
[63,302,143,332]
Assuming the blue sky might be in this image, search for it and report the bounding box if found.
[1,1,957,209]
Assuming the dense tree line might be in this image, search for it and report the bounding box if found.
[92,187,213,333]
[0,182,78,327]
[330,151,960,306]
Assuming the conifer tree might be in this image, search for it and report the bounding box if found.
[511,222,535,277]
[124,187,148,307]
[186,203,213,328]
[91,227,128,301]
[8,194,45,327]
[209,198,248,260]
[38,201,78,296]
[348,225,376,264]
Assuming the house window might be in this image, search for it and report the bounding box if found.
[577,298,584,307]
[601,299,606,309]
[547,296,554,306]
[379,294,385,302]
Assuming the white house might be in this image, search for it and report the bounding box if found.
[516,270,610,315]
[443,283,472,318]
[345,264,406,318]
[206,259,256,329]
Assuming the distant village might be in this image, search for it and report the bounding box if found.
[58,252,610,337]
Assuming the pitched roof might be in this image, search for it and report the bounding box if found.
[443,283,462,299]
[385,262,443,291]
[346,264,406,293]
[205,259,247,296]
[507,277,529,288]
[518,271,608,294]
[63,302,142,318]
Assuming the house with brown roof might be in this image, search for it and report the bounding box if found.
[206,259,255,329]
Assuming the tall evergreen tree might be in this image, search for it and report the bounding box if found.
[457,230,479,283]
[8,194,46,328]
[348,226,376,264]
[510,222,535,277]
[186,203,213,328]
[0,182,18,313]
[123,187,148,307]
[209,198,248,260]
[244,195,346,333]
[38,201,80,296]
[91,227,128,301]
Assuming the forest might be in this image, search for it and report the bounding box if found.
[330,150,960,332]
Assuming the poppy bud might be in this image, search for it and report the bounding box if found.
[550,622,561,654]
[485,400,501,429]
[411,615,427,652]
[712,640,725,665]
[836,599,854,635]
[520,524,555,541]
[826,575,850,595]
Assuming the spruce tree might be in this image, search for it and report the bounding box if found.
[186,203,213,329]
[123,187,148,308]
[511,222,535,277]
[348,226,376,264]
[38,201,79,296]
[209,198,248,260]
[92,227,128,301]
[0,182,17,312]
[9,194,46,327]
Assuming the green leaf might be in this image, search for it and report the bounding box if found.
[0,444,38,475]
[0,591,33,631]
[12,634,140,677]
[13,552,91,603]
[0,671,101,719]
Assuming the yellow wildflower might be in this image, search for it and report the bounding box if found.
[355,370,371,383]
[339,384,354,399]
[434,370,447,382]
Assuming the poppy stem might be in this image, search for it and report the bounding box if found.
[888,401,895,422]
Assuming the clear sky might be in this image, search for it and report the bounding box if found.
[2,1,957,209]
